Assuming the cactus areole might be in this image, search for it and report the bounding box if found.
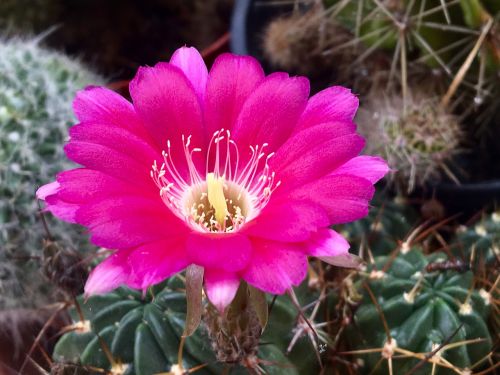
[37,46,388,312]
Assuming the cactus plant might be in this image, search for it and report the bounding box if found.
[262,0,500,158]
[262,1,473,88]
[262,5,361,86]
[0,38,102,308]
[330,0,499,101]
[452,210,500,267]
[54,282,221,375]
[346,247,493,374]
[261,1,500,191]
[341,193,418,256]
[357,91,463,193]
[53,277,320,374]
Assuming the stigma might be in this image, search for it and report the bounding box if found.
[151,129,280,233]
[206,173,228,226]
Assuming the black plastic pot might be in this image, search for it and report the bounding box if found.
[429,181,500,215]
[231,0,296,61]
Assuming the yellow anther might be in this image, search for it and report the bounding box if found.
[206,173,228,226]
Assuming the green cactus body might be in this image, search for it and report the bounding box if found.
[0,38,101,308]
[325,0,499,115]
[348,249,492,374]
[458,0,500,75]
[330,0,397,50]
[342,194,417,255]
[53,283,222,375]
[460,0,490,28]
[332,0,465,65]
[53,279,318,374]
[452,211,500,267]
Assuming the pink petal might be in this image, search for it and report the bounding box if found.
[44,194,79,223]
[56,168,147,203]
[129,63,205,176]
[304,229,350,257]
[76,196,187,249]
[289,174,375,224]
[242,239,307,294]
[204,269,240,313]
[204,53,264,136]
[243,199,329,242]
[88,218,182,249]
[271,124,365,195]
[64,142,155,191]
[295,86,358,132]
[36,181,60,200]
[231,72,309,161]
[69,122,161,169]
[126,238,189,290]
[38,182,79,222]
[73,86,151,140]
[332,156,389,183]
[84,249,133,296]
[170,46,208,102]
[186,232,252,272]
[272,122,356,172]
[75,195,166,226]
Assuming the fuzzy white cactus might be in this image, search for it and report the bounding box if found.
[0,38,102,308]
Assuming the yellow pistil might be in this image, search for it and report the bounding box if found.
[206,173,228,226]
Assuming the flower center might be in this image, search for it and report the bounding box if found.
[151,129,280,233]
[183,175,250,232]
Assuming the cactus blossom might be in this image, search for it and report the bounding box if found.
[37,46,388,311]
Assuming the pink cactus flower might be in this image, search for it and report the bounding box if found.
[37,46,388,311]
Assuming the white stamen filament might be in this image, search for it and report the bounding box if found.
[151,129,280,233]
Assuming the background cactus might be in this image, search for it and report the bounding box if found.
[345,247,493,374]
[452,210,500,267]
[0,38,102,308]
[328,0,499,106]
[356,90,463,193]
[53,277,319,375]
[341,192,418,255]
[262,4,361,89]
[261,0,500,191]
